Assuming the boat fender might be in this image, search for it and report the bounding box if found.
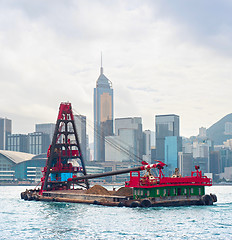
[130,201,140,208]
[210,194,217,203]
[201,194,213,205]
[27,194,33,201]
[117,202,124,207]
[93,200,100,205]
[20,192,25,200]
[34,195,39,201]
[24,194,28,201]
[141,199,152,208]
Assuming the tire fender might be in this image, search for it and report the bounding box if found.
[201,194,213,205]
[210,194,217,202]
[130,201,140,208]
[141,199,152,208]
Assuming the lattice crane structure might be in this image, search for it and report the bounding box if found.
[41,102,89,193]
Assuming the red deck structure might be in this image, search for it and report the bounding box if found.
[125,163,212,188]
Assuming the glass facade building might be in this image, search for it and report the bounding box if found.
[178,152,193,176]
[105,117,143,163]
[0,152,15,180]
[94,64,113,161]
[0,150,35,181]
[74,115,87,161]
[7,134,29,153]
[28,132,50,155]
[106,129,136,162]
[35,123,55,142]
[165,136,182,174]
[155,114,180,162]
[143,130,151,163]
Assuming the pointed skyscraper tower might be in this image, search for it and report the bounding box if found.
[94,55,114,161]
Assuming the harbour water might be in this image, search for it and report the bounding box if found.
[0,185,231,240]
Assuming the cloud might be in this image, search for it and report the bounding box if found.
[0,0,232,140]
[154,0,232,56]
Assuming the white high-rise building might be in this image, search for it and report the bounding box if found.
[143,130,151,163]
[105,117,143,162]
[199,127,207,138]
[178,152,193,176]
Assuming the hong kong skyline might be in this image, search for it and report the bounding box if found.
[0,1,232,140]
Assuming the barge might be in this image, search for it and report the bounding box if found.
[21,102,217,207]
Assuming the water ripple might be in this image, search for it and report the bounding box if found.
[0,185,231,239]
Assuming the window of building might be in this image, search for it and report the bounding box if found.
[157,189,160,196]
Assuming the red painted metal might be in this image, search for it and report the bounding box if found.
[57,102,74,120]
[125,162,212,188]
[38,101,212,195]
[39,102,89,194]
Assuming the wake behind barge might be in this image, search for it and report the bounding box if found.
[21,102,217,207]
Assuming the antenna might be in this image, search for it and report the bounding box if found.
[100,52,103,74]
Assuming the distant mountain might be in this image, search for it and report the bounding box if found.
[206,113,232,145]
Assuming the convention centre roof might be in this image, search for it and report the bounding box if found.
[0,150,35,164]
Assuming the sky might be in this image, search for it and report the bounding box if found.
[0,0,232,142]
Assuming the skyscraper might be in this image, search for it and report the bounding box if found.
[155,114,180,162]
[28,132,50,155]
[105,117,143,162]
[0,117,12,150]
[35,123,55,142]
[7,134,29,153]
[143,130,151,163]
[94,60,113,161]
[165,135,182,174]
[178,152,193,176]
[74,115,87,161]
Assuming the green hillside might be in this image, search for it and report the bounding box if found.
[206,113,232,145]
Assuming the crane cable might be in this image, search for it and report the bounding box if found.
[73,108,142,163]
[72,108,144,164]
